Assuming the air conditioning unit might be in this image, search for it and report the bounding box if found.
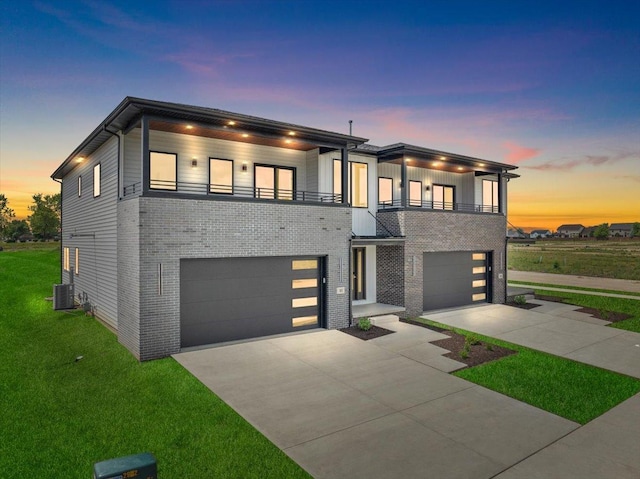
[53,284,75,310]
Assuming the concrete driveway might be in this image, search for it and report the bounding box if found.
[174,317,578,479]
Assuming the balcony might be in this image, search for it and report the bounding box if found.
[123,180,342,205]
[377,199,500,214]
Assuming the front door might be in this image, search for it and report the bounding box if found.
[352,247,366,300]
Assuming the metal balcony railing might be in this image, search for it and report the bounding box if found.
[123,180,342,204]
[377,198,500,213]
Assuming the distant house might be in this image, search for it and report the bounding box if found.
[580,226,596,238]
[529,229,551,239]
[609,223,634,237]
[557,224,584,238]
[507,228,526,239]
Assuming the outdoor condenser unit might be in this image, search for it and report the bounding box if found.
[53,284,75,310]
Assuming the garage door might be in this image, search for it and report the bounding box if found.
[180,256,323,347]
[423,252,490,311]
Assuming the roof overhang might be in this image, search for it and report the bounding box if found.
[352,236,406,246]
[372,143,518,175]
[52,97,369,180]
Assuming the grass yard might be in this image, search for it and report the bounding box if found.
[0,250,310,479]
[508,239,640,280]
[531,288,640,333]
[414,318,640,425]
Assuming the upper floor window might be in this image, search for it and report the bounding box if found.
[409,180,422,207]
[93,164,101,197]
[433,184,455,210]
[378,177,393,205]
[150,152,177,190]
[482,179,499,213]
[255,164,295,200]
[333,159,368,207]
[78,176,82,197]
[209,158,233,194]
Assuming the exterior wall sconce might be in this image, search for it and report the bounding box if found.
[191,159,198,168]
[425,185,430,191]
[241,163,248,172]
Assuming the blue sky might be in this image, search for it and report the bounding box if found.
[1,0,639,229]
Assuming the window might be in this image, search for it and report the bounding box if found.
[292,316,318,327]
[409,180,422,207]
[378,177,393,205]
[482,179,499,213]
[63,247,70,271]
[432,184,454,210]
[255,165,295,200]
[350,162,368,207]
[78,176,82,197]
[292,297,318,308]
[333,159,342,202]
[74,248,79,275]
[292,259,317,270]
[93,164,101,197]
[209,158,233,194]
[150,152,177,190]
[333,160,368,207]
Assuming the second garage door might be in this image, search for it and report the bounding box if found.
[423,251,491,311]
[180,256,323,348]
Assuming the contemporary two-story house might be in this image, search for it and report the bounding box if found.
[52,97,518,360]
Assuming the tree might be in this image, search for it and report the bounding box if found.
[593,223,609,240]
[28,193,61,240]
[5,219,30,241]
[632,222,640,238]
[0,193,15,237]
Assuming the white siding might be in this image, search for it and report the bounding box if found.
[123,128,308,195]
[378,163,475,207]
[61,136,119,328]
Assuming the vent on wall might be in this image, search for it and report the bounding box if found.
[53,284,75,310]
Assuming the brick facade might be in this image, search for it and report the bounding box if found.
[117,195,352,360]
[377,209,507,318]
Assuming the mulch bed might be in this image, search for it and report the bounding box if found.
[340,325,395,340]
[534,294,632,323]
[401,319,517,368]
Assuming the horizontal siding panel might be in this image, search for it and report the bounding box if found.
[62,136,119,328]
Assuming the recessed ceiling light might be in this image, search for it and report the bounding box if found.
[457,167,464,171]
[228,120,236,126]
[440,156,446,160]
[76,157,84,163]
[285,139,292,144]
[432,162,440,167]
[478,163,485,167]
[288,131,296,136]
[241,133,249,138]
[186,125,193,129]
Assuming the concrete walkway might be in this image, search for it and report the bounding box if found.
[425,301,640,379]
[509,270,640,293]
[174,318,578,479]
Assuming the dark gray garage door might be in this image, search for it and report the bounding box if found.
[423,252,490,311]
[181,256,323,348]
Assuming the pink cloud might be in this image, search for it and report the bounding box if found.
[503,141,541,164]
[526,151,638,171]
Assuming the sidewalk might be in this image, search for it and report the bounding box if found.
[509,284,640,301]
[508,271,640,293]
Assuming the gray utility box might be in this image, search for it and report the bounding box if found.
[93,452,157,479]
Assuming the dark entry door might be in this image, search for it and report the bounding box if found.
[352,247,366,300]
[180,256,323,347]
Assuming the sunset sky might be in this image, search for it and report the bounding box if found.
[1,1,638,231]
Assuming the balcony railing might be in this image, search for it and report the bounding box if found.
[377,198,500,214]
[123,181,342,204]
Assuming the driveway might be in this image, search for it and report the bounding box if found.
[174,317,578,479]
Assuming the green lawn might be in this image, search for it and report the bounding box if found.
[0,250,310,479]
[508,239,640,280]
[532,288,640,333]
[414,318,640,425]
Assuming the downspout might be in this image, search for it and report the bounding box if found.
[53,177,63,284]
[348,237,353,327]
